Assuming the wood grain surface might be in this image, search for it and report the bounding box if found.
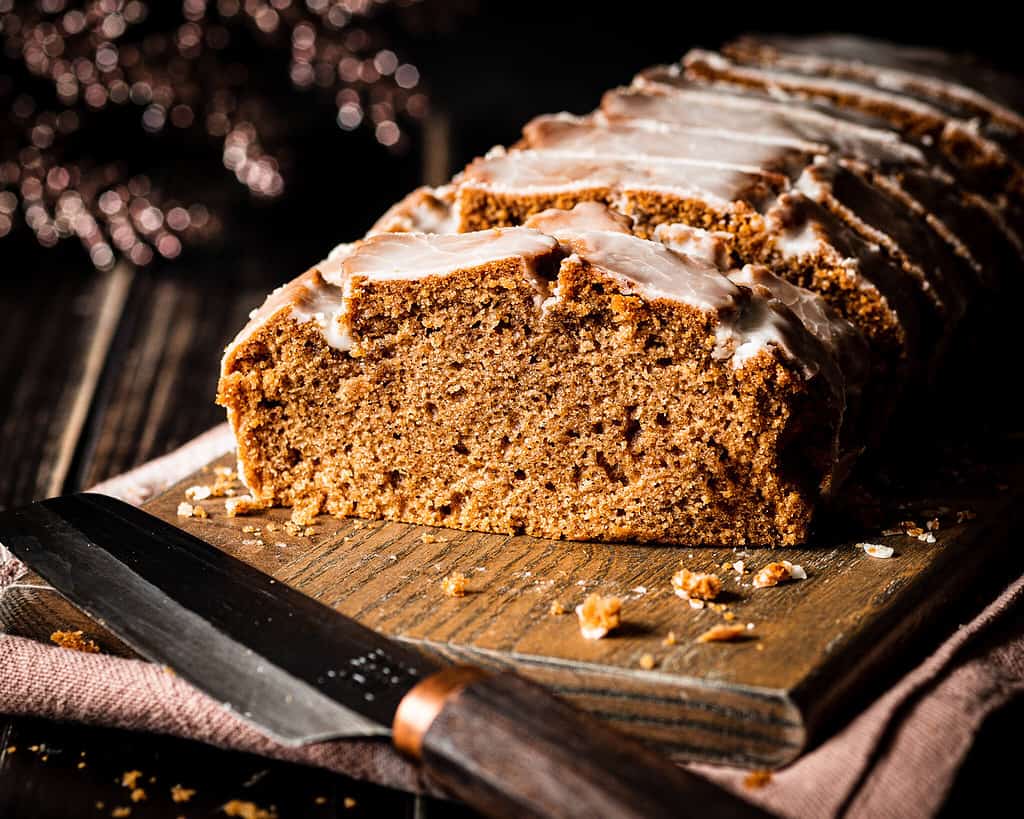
[7,433,1022,772]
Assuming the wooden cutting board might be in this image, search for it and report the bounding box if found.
[3,435,1021,770]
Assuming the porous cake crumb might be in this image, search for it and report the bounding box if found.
[216,33,1018,550]
[440,572,468,598]
[220,219,843,545]
[575,593,622,640]
[671,568,722,601]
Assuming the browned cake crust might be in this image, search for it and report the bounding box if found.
[219,227,842,545]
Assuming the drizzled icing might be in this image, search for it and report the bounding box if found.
[725,35,1024,137]
[683,49,950,124]
[299,229,559,352]
[521,113,811,178]
[604,84,927,168]
[565,228,741,311]
[458,147,785,211]
[728,263,869,394]
[368,186,456,236]
[655,219,861,396]
[653,223,733,269]
[290,272,352,350]
[524,201,634,235]
[531,205,836,381]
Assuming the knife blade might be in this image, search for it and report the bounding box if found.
[1,493,769,819]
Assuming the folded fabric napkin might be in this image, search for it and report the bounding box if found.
[2,426,1022,817]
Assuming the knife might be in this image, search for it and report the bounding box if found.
[1,493,769,819]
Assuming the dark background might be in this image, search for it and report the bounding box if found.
[2,2,1023,817]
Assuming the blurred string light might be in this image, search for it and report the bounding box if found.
[0,0,441,270]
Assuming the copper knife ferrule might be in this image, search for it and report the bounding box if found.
[392,665,490,759]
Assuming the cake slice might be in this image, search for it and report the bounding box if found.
[654,220,870,471]
[520,113,817,178]
[627,70,1024,279]
[454,145,924,375]
[517,112,978,330]
[369,185,456,235]
[453,147,787,245]
[681,50,1024,203]
[723,35,1024,163]
[601,84,929,170]
[218,222,845,545]
[718,33,1024,115]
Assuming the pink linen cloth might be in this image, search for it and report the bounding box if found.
[2,425,1022,817]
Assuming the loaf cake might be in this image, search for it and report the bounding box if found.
[218,35,1024,545]
[219,212,845,544]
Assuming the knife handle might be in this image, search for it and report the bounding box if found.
[393,667,769,819]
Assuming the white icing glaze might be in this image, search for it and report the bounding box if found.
[653,223,734,269]
[367,186,456,236]
[772,217,827,259]
[317,241,355,281]
[343,229,558,281]
[728,263,869,394]
[609,84,927,167]
[524,201,633,236]
[567,229,740,311]
[683,49,947,120]
[459,148,780,211]
[523,113,811,176]
[302,229,558,352]
[734,41,1024,134]
[555,224,834,382]
[291,275,352,350]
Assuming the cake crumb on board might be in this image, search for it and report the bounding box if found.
[575,593,622,640]
[671,568,722,601]
[440,572,468,597]
[752,560,806,589]
[697,624,750,643]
